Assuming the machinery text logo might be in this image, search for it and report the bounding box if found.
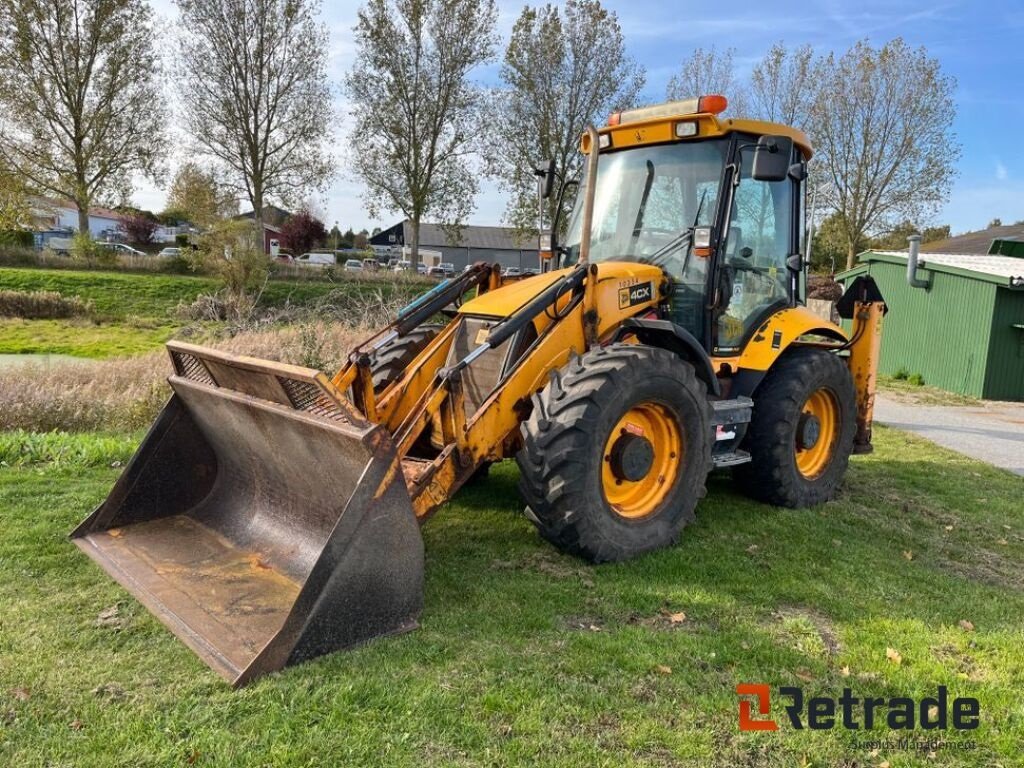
[618,281,653,309]
[736,684,980,732]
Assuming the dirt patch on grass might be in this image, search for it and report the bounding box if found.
[771,605,842,658]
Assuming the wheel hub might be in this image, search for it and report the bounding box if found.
[608,433,655,482]
[796,412,821,450]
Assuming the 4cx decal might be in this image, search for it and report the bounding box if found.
[737,684,980,732]
[618,281,653,309]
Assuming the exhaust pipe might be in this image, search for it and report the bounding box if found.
[906,234,929,289]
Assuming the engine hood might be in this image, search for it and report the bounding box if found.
[458,262,664,319]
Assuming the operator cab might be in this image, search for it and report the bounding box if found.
[558,95,810,357]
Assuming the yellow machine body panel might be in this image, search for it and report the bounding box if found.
[459,262,664,321]
[714,306,849,372]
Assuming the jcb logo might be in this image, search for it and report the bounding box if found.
[737,683,778,731]
[618,281,653,309]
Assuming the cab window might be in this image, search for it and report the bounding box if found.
[714,159,794,353]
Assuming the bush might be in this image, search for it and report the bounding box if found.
[161,253,194,274]
[908,373,925,386]
[892,367,910,381]
[0,244,38,266]
[189,221,268,318]
[70,232,117,267]
[0,230,34,248]
[0,289,93,319]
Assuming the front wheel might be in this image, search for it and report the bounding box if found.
[517,344,712,563]
[733,348,856,507]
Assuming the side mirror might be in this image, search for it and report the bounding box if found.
[535,159,556,199]
[751,135,794,182]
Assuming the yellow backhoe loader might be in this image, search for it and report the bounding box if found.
[72,95,886,686]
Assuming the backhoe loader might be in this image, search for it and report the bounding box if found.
[72,95,886,686]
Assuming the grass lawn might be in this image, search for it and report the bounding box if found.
[0,267,429,358]
[1,426,1022,766]
[0,318,177,358]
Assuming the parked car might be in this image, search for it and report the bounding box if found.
[362,259,380,271]
[344,259,363,272]
[157,247,181,258]
[504,266,522,277]
[99,242,147,257]
[522,268,540,276]
[392,260,412,272]
[296,252,336,266]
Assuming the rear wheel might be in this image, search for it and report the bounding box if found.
[369,324,440,392]
[517,344,712,563]
[733,348,856,507]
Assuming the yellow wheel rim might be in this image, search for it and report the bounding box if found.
[795,387,840,479]
[601,402,683,519]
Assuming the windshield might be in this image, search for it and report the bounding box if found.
[562,139,728,278]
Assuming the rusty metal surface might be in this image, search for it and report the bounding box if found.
[71,346,424,686]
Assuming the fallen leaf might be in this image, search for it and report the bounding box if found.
[928,705,940,720]
[997,538,1009,545]
[108,528,123,538]
[10,687,30,702]
[666,612,686,624]
[655,665,672,675]
[109,460,123,468]
[588,624,601,632]
[746,544,759,554]
[959,619,975,632]
[795,669,814,682]
[879,761,891,768]
[886,647,902,666]
[840,666,851,677]
[869,748,880,758]
[902,550,914,560]
[69,719,83,730]
[943,525,954,532]
[1003,524,1011,531]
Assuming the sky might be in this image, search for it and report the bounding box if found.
[137,0,1024,236]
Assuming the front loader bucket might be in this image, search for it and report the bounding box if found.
[71,342,423,687]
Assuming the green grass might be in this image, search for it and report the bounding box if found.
[878,376,979,407]
[0,318,177,358]
[1,426,1022,766]
[0,267,428,358]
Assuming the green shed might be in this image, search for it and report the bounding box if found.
[838,251,1024,401]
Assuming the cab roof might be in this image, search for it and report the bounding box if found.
[582,95,813,160]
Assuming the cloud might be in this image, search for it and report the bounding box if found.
[996,161,1009,181]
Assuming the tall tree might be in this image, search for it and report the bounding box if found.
[164,162,239,229]
[748,42,819,129]
[811,39,959,270]
[666,46,747,116]
[0,162,30,232]
[0,0,163,234]
[346,0,498,267]
[492,0,644,234]
[177,0,335,233]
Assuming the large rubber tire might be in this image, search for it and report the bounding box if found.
[517,344,713,563]
[369,324,441,392]
[733,348,856,507]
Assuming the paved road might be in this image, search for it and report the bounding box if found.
[874,394,1024,476]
